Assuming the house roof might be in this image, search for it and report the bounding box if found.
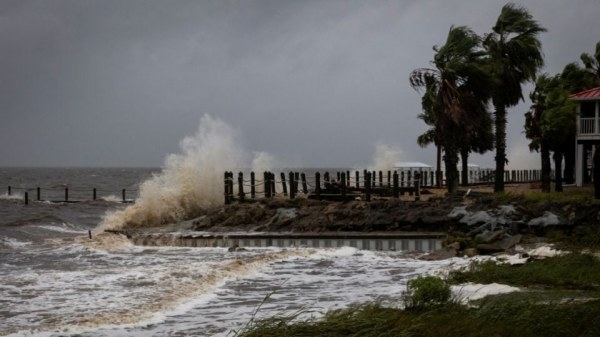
[394,161,432,169]
[570,87,600,101]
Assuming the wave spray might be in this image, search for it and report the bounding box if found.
[99,115,247,230]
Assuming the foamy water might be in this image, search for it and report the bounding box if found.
[0,234,455,337]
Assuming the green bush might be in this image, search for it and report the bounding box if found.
[403,276,451,310]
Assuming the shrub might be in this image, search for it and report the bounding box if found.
[403,276,451,310]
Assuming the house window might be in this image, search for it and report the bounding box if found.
[581,101,596,118]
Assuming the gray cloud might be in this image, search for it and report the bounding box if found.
[1,0,598,168]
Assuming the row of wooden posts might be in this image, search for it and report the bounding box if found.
[6,186,133,205]
[224,170,422,204]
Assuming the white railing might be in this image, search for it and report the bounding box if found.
[579,118,597,134]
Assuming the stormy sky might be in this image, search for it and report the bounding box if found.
[1,0,599,168]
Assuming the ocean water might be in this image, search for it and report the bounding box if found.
[0,167,460,337]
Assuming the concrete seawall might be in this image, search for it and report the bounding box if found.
[108,231,445,252]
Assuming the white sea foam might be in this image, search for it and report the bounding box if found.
[97,115,279,231]
[0,237,32,249]
[0,244,459,337]
[0,193,23,200]
[369,143,404,171]
[35,223,87,235]
[452,283,520,304]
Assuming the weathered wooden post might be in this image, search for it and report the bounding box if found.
[341,172,347,198]
[37,187,41,201]
[365,171,371,202]
[355,171,360,189]
[8,186,11,196]
[281,173,288,196]
[378,171,383,187]
[224,172,231,204]
[387,171,391,188]
[65,188,69,202]
[372,171,376,188]
[315,172,321,198]
[238,172,245,201]
[295,172,300,193]
[264,172,271,198]
[392,171,399,198]
[25,192,28,205]
[122,189,126,203]
[301,173,308,194]
[401,171,405,187]
[324,172,330,183]
[414,172,421,201]
[93,188,97,200]
[336,171,341,182]
[346,171,350,187]
[408,171,414,195]
[270,172,276,196]
[251,172,256,199]
[289,172,295,199]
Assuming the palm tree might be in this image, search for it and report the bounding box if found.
[581,41,600,78]
[484,3,546,192]
[525,74,553,192]
[410,26,492,193]
[416,80,443,187]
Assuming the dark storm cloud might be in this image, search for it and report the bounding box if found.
[1,0,599,167]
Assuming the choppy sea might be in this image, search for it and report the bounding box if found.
[0,167,457,337]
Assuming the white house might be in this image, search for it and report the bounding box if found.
[573,87,600,186]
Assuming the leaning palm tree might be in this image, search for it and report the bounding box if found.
[484,3,546,192]
[410,26,492,193]
[581,41,600,79]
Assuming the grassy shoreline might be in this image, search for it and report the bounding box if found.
[234,189,600,337]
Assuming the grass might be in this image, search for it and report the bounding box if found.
[236,299,600,337]
[449,253,600,290]
[236,252,600,337]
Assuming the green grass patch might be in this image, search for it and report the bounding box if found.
[449,253,600,290]
[235,299,600,337]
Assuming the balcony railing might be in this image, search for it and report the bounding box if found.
[579,117,597,135]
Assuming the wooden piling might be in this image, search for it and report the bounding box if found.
[289,172,295,199]
[378,171,383,187]
[414,172,421,201]
[122,189,126,203]
[37,187,41,201]
[315,172,321,198]
[270,172,276,195]
[93,188,97,201]
[324,172,330,183]
[365,172,371,202]
[224,172,231,204]
[65,188,69,202]
[372,171,376,188]
[238,172,245,201]
[25,192,28,205]
[264,172,271,198]
[251,172,256,198]
[387,171,391,188]
[8,186,11,196]
[301,173,308,194]
[355,171,360,189]
[341,172,347,198]
[281,173,288,196]
[392,171,399,198]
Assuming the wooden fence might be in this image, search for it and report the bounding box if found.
[5,186,136,204]
[224,169,544,203]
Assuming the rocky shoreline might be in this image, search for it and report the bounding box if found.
[121,188,600,258]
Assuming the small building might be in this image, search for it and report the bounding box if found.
[573,87,600,186]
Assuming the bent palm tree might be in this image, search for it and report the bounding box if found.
[484,3,546,192]
[410,26,492,193]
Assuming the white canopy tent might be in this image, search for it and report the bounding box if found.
[393,162,433,170]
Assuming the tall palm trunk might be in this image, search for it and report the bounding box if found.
[460,147,469,186]
[494,103,507,192]
[436,145,442,188]
[540,139,551,192]
[444,146,459,194]
[563,140,575,184]
[553,151,563,192]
